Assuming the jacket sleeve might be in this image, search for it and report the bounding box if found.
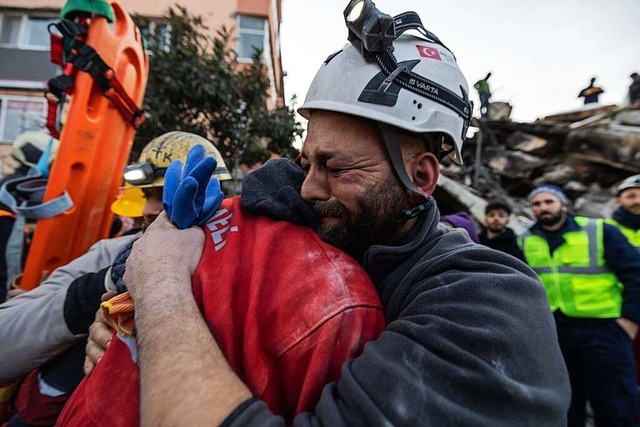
[603,223,640,323]
[259,306,385,423]
[222,245,570,427]
[0,235,136,383]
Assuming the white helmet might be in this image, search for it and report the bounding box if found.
[299,30,471,165]
[617,174,640,196]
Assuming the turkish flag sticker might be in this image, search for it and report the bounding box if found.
[417,45,441,60]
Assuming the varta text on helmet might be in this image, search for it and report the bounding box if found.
[123,131,232,188]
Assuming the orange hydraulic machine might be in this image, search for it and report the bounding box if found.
[19,0,149,289]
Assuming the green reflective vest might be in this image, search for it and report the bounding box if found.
[520,217,622,318]
[605,219,640,251]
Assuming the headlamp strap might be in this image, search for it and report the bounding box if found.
[393,12,452,57]
[380,125,433,223]
[379,125,421,194]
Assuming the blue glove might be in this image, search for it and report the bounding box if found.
[162,145,224,229]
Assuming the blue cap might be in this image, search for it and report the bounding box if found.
[528,185,568,205]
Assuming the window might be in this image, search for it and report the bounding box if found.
[236,15,267,62]
[0,96,47,142]
[25,17,54,47]
[0,14,20,44]
[0,13,57,50]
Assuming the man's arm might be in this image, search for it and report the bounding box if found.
[603,223,640,336]
[124,213,251,426]
[0,235,137,383]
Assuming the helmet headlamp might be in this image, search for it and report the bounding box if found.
[343,0,395,61]
[123,162,166,186]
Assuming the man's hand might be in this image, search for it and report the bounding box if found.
[616,318,638,340]
[84,291,116,376]
[123,212,204,304]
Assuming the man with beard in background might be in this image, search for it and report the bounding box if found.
[608,175,640,252]
[520,184,640,426]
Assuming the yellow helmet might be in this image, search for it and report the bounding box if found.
[111,185,145,217]
[124,131,231,188]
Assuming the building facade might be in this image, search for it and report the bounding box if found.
[0,0,284,157]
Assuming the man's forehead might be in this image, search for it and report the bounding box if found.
[620,188,640,197]
[303,111,384,159]
[532,193,560,202]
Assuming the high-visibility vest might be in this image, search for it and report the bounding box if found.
[520,217,622,318]
[606,218,640,251]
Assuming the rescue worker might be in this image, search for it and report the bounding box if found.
[578,77,604,105]
[474,72,492,118]
[520,184,640,427]
[0,132,228,425]
[608,174,640,251]
[90,5,571,425]
[479,200,524,261]
[608,175,640,386]
[0,131,59,302]
[628,72,640,108]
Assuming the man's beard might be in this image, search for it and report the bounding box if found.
[538,210,565,227]
[309,177,410,262]
[624,205,640,215]
[488,225,506,234]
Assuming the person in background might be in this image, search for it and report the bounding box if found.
[0,132,227,426]
[629,72,640,109]
[607,174,640,386]
[578,77,604,105]
[608,174,640,252]
[109,185,145,237]
[0,131,59,303]
[474,72,492,118]
[479,200,524,261]
[520,184,640,426]
[440,211,479,243]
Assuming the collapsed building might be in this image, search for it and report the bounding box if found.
[435,103,640,232]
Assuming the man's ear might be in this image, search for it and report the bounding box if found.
[406,151,439,200]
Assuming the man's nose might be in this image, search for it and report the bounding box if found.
[301,167,329,202]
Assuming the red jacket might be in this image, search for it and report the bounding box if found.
[59,197,385,424]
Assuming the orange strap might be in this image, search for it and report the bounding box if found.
[0,210,16,219]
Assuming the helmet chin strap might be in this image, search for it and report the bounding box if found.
[379,125,431,223]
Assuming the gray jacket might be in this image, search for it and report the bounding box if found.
[0,233,139,383]
[225,196,571,426]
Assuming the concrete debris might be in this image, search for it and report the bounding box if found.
[436,106,640,224]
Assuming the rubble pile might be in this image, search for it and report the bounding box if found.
[436,104,640,225]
